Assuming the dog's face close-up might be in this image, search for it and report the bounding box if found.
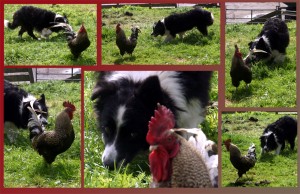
[151,20,165,37]
[51,14,69,32]
[245,38,271,64]
[260,131,278,153]
[93,75,165,169]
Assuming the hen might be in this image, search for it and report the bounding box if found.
[224,139,256,182]
[116,23,141,56]
[147,104,212,188]
[27,101,76,164]
[230,44,252,90]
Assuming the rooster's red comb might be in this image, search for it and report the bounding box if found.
[224,139,232,151]
[146,104,176,144]
[63,101,76,111]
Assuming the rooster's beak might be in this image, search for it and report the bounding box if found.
[149,145,158,152]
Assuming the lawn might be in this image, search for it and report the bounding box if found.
[101,5,220,65]
[225,21,297,107]
[222,112,298,187]
[84,71,218,188]
[4,4,97,66]
[4,80,81,187]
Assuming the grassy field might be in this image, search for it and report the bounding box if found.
[4,80,81,187]
[225,21,296,107]
[102,5,220,65]
[84,71,218,187]
[222,112,298,187]
[4,4,97,66]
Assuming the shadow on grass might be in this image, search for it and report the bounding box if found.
[225,176,255,187]
[4,130,30,149]
[33,160,79,180]
[259,149,297,163]
[231,86,253,103]
[153,30,216,47]
[114,55,136,65]
[5,33,67,44]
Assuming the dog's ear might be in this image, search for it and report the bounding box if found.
[248,41,253,48]
[91,82,116,101]
[39,94,46,104]
[136,76,163,109]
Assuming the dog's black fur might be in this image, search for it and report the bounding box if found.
[91,71,212,169]
[151,8,214,42]
[245,18,290,64]
[4,80,48,132]
[260,116,297,155]
[5,6,68,40]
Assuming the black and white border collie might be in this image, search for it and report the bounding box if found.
[151,8,214,42]
[4,80,49,142]
[245,18,290,65]
[260,116,297,155]
[91,71,212,169]
[4,5,68,40]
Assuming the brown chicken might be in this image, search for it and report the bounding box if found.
[147,104,212,188]
[27,101,76,164]
[224,139,256,182]
[230,44,252,90]
[116,23,141,56]
[51,23,90,58]
[66,24,91,58]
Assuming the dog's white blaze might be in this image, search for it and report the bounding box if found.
[106,71,162,83]
[102,105,126,166]
[211,13,214,21]
[116,105,126,131]
[4,20,9,28]
[19,95,36,115]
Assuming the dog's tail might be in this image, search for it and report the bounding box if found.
[4,20,9,28]
[4,19,18,29]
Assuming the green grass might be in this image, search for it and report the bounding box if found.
[222,112,298,187]
[225,21,296,107]
[4,80,81,187]
[102,5,220,65]
[4,4,97,66]
[84,71,218,187]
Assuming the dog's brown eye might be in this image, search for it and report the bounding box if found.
[130,133,137,139]
[102,126,110,134]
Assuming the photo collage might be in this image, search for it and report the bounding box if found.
[1,1,299,194]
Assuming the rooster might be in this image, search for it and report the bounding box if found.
[224,139,256,182]
[147,104,212,188]
[51,23,90,58]
[27,101,76,164]
[230,44,252,90]
[116,23,141,56]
